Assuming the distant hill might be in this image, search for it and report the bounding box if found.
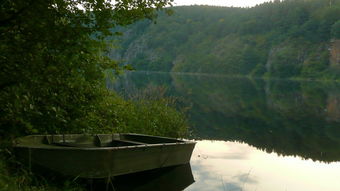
[111,0,340,79]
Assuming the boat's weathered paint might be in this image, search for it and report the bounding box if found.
[13,134,196,178]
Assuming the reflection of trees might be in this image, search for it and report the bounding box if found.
[327,93,340,122]
[115,72,340,162]
[97,164,194,191]
[109,72,174,97]
[171,74,340,162]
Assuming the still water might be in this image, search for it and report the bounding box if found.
[112,71,340,191]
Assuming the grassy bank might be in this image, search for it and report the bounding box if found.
[0,87,189,191]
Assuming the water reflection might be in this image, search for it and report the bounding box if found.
[92,164,194,191]
[187,140,340,191]
[113,72,340,162]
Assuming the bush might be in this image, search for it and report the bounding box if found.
[87,85,189,138]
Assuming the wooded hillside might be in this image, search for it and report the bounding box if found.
[113,0,340,79]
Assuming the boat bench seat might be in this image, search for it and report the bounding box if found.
[51,140,145,148]
[52,142,95,147]
[111,139,146,145]
[44,135,147,147]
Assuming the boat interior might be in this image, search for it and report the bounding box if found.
[16,134,185,148]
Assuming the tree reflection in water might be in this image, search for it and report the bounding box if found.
[113,72,340,162]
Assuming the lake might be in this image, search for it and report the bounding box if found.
[111,71,340,191]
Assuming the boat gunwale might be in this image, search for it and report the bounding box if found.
[13,133,196,151]
[14,142,196,150]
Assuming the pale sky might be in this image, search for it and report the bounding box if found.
[173,0,273,7]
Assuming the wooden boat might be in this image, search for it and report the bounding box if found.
[13,133,196,178]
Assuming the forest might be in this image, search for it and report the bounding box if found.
[113,0,340,79]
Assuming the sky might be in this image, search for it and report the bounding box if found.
[173,0,273,7]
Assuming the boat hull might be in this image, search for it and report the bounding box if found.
[14,134,196,178]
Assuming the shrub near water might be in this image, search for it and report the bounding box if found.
[89,86,189,138]
[114,97,188,137]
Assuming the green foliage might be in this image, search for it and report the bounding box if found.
[269,45,302,78]
[0,162,84,191]
[114,0,340,79]
[332,20,340,38]
[81,88,188,137]
[0,138,83,191]
[109,97,188,137]
[0,0,174,136]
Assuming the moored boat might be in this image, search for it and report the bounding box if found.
[13,133,196,178]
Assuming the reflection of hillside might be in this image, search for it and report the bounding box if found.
[114,72,340,162]
[92,164,194,191]
[110,72,174,97]
[327,94,340,122]
[171,74,265,116]
[171,74,340,162]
